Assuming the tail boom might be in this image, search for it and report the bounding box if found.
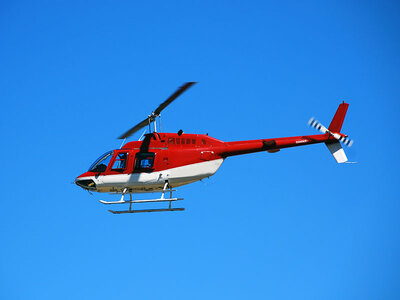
[217,134,332,157]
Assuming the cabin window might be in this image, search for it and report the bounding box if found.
[134,152,155,170]
[168,137,175,145]
[202,139,206,145]
[182,138,185,145]
[186,138,190,144]
[112,152,128,170]
[176,138,180,145]
[88,151,113,172]
[192,139,196,144]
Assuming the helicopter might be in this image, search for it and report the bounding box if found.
[75,82,353,214]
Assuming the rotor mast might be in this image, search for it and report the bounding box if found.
[154,114,161,133]
[146,112,161,133]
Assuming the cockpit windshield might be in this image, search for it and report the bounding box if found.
[88,151,113,172]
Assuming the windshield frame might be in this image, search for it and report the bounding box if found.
[88,151,114,172]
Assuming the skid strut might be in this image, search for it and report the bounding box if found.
[99,182,185,214]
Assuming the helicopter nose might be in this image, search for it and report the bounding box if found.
[75,178,97,190]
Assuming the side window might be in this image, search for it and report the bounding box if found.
[112,153,128,170]
[134,152,155,171]
[140,158,153,168]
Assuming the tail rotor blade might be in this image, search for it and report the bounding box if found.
[337,135,354,147]
[308,117,354,147]
[308,117,328,134]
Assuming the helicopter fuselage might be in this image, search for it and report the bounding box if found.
[75,131,330,194]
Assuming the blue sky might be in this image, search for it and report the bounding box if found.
[1,1,399,299]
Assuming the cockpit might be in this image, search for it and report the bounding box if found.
[86,150,155,175]
[89,151,132,173]
[76,150,157,191]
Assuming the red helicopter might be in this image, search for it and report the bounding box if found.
[75,82,353,214]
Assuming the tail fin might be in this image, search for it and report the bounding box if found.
[326,141,348,163]
[328,101,349,133]
[326,102,350,163]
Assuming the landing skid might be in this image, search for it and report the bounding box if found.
[109,208,185,214]
[99,198,183,204]
[99,182,184,214]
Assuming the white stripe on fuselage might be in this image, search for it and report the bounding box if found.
[79,159,224,193]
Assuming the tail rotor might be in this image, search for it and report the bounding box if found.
[308,102,354,163]
[308,117,354,147]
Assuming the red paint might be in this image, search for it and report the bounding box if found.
[77,102,350,179]
[329,102,349,133]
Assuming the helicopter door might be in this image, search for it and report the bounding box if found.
[134,152,155,172]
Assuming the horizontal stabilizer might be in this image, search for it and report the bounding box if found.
[325,141,348,163]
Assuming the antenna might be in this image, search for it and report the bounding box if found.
[119,138,126,149]
[138,129,147,141]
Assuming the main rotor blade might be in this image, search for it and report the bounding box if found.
[118,118,150,139]
[118,82,196,139]
[154,82,197,115]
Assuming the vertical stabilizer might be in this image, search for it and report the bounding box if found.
[325,141,348,163]
[328,102,349,133]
